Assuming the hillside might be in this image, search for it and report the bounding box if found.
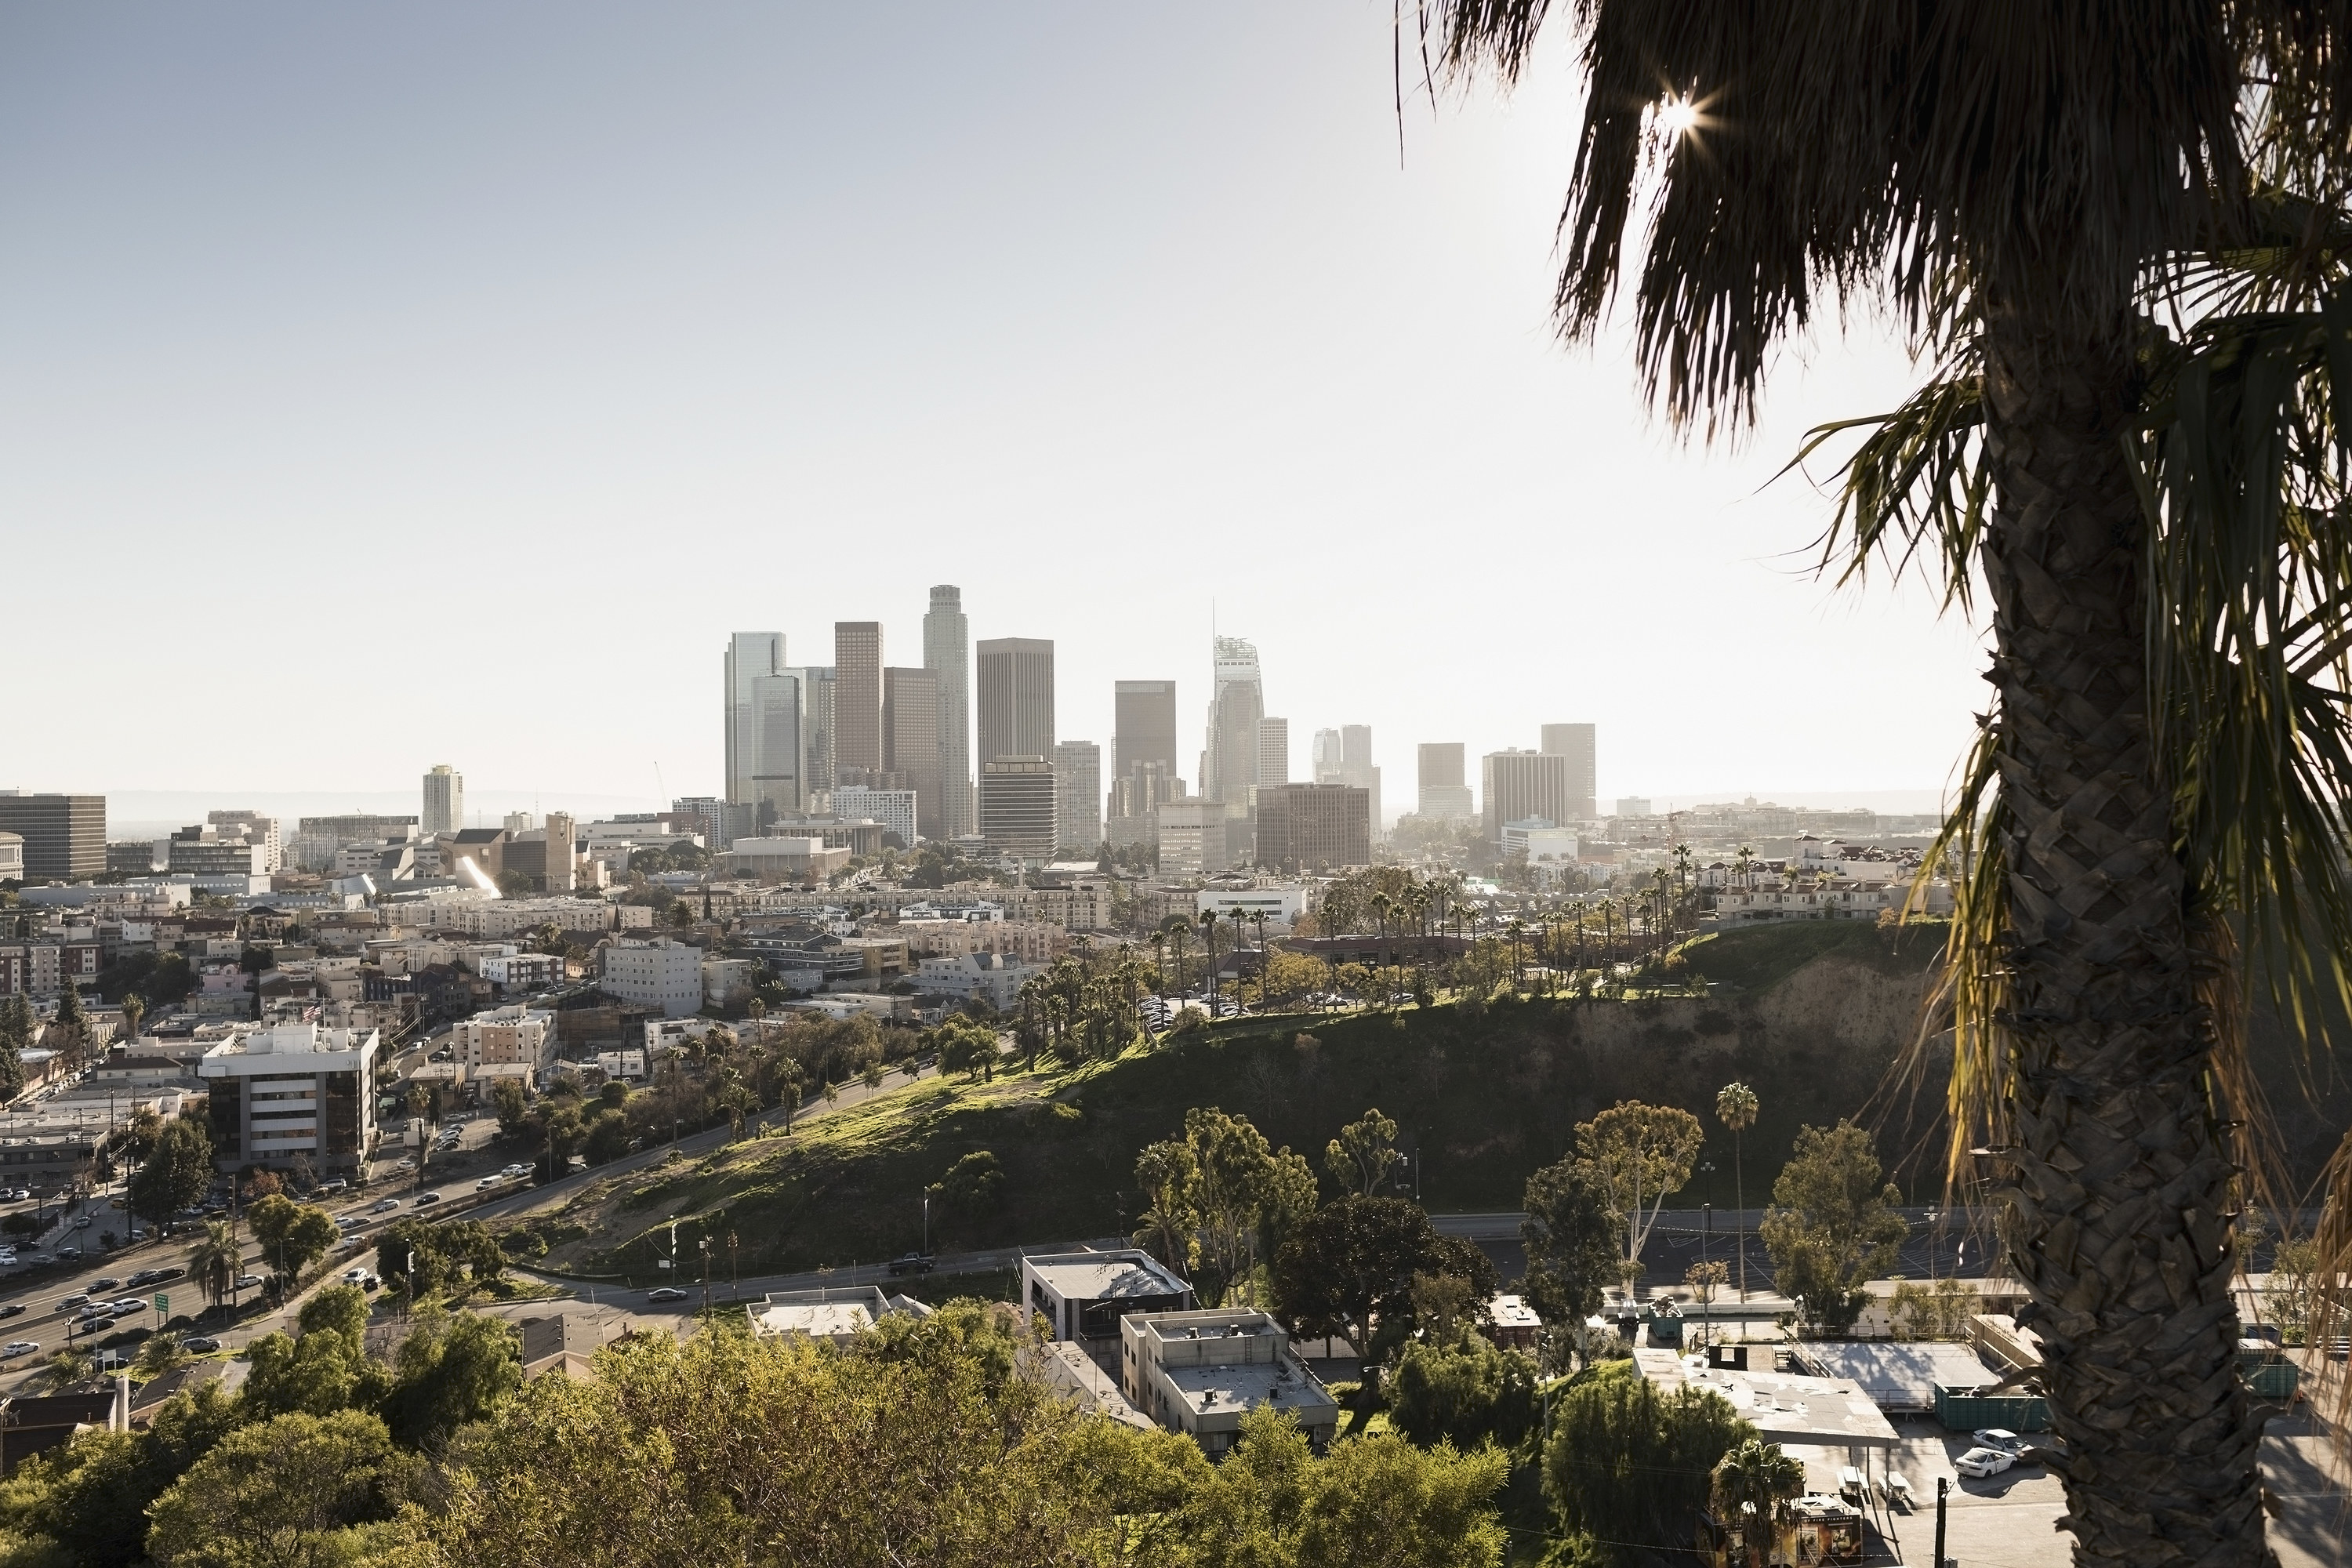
[509,920,1965,1279]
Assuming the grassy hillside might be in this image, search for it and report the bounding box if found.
[509,921,1960,1280]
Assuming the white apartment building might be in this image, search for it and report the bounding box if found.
[600,938,706,1018]
[897,917,1068,964]
[479,952,564,992]
[0,833,21,884]
[1119,1309,1339,1456]
[914,952,1040,1010]
[449,1005,557,1079]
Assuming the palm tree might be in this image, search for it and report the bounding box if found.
[1710,1439,1805,1568]
[1196,910,1221,1019]
[190,1218,241,1312]
[1715,1083,1759,1303]
[1439,6,2352,1556]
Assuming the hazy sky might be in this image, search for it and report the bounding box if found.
[1,4,1983,823]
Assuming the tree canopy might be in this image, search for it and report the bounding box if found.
[1759,1123,1908,1333]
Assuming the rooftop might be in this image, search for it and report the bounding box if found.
[1025,1250,1192,1302]
[1163,1359,1336,1420]
[201,1022,374,1061]
[1789,1340,2000,1410]
[1634,1348,1900,1450]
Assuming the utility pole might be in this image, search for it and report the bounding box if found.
[1935,1477,1949,1568]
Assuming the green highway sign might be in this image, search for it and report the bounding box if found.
[154,1294,167,1316]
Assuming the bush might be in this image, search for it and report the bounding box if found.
[1386,1331,1541,1453]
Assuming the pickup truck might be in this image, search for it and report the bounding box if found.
[886,1253,935,1277]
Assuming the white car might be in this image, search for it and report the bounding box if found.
[1,1341,37,1357]
[1971,1428,2024,1453]
[475,1176,503,1191]
[1955,1446,2016,1479]
[370,1198,400,1213]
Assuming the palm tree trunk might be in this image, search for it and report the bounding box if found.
[1980,309,2263,1567]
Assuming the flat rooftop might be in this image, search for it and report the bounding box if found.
[1791,1341,1999,1410]
[1635,1348,1900,1450]
[746,1287,907,1339]
[1025,1250,1190,1301]
[1163,1361,1336,1421]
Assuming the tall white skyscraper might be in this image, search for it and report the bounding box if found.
[422,764,463,836]
[1256,718,1290,791]
[1205,636,1263,803]
[1051,740,1102,852]
[924,586,973,837]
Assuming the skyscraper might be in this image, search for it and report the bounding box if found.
[544,811,575,893]
[1113,680,1179,782]
[1256,783,1372,872]
[833,622,884,782]
[977,638,1054,764]
[787,666,835,800]
[883,666,943,839]
[924,586,973,837]
[1482,750,1573,844]
[1541,724,1599,820]
[422,765,464,836]
[1205,637,1263,803]
[1051,741,1102,853]
[1312,726,1382,841]
[724,633,784,805]
[1256,718,1290,792]
[1417,742,1474,819]
[978,757,1056,861]
[0,793,105,881]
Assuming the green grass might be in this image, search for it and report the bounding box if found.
[1674,918,1945,993]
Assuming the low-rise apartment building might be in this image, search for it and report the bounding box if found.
[599,939,706,1018]
[449,1006,557,1081]
[198,1022,379,1175]
[914,952,1040,1010]
[1119,1309,1339,1456]
[898,917,1068,964]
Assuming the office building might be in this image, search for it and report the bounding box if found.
[924,586,974,837]
[422,766,464,836]
[1255,718,1290,793]
[0,833,23,884]
[833,622,884,781]
[786,666,836,800]
[0,793,105,882]
[832,786,919,851]
[1312,726,1382,842]
[725,633,782,804]
[205,811,281,873]
[543,811,575,893]
[450,1005,558,1080]
[1254,783,1371,873]
[1051,742,1102,852]
[978,757,1056,862]
[722,836,853,884]
[167,827,267,878]
[1617,797,1655,818]
[1417,742,1475,819]
[1105,763,1185,850]
[1154,800,1229,879]
[1204,637,1263,804]
[1114,680,1179,782]
[1482,750,1573,844]
[883,666,943,838]
[1541,724,1599,820]
[600,938,706,1018]
[199,1022,379,1176]
[977,638,1055,767]
[724,634,804,822]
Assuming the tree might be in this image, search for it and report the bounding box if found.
[1386,1331,1541,1453]
[1147,1107,1316,1307]
[1324,1108,1400,1198]
[1436,7,2352,1559]
[0,993,30,1101]
[187,1219,241,1312]
[2,1382,244,1566]
[1711,1439,1806,1568]
[929,1151,1005,1230]
[381,1305,523,1450]
[246,1194,339,1280]
[125,1118,213,1232]
[1545,1360,1754,1563]
[1573,1102,1703,1291]
[491,1077,529,1138]
[118,993,145,1043]
[241,1287,391,1421]
[1714,1083,1759,1302]
[50,982,89,1071]
[931,1014,996,1082]
[1519,1156,1619,1370]
[1759,1123,1909,1333]
[1272,1196,1495,1371]
[145,1410,416,1568]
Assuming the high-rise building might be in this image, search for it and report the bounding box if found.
[1204,637,1263,804]
[1256,719,1290,792]
[883,666,943,839]
[1051,741,1102,852]
[833,622,884,782]
[544,811,576,893]
[422,765,464,836]
[1256,783,1371,872]
[978,757,1056,862]
[1153,800,1229,879]
[924,586,974,837]
[725,633,784,805]
[1312,725,1382,841]
[1114,680,1178,781]
[977,638,1055,765]
[1541,724,1599,820]
[832,786,920,849]
[1417,743,1474,819]
[1105,763,1185,849]
[0,793,105,881]
[786,666,835,801]
[1481,750,1573,844]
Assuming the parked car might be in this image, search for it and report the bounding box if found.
[318,1180,348,1195]
[1955,1447,2016,1479]
[1971,1428,2024,1454]
[2,1342,38,1357]
[414,1193,441,1207]
[646,1287,688,1304]
[180,1337,221,1353]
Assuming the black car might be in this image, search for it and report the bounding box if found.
[180,1337,221,1354]
[414,1193,441,1207]
[0,1305,23,1320]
